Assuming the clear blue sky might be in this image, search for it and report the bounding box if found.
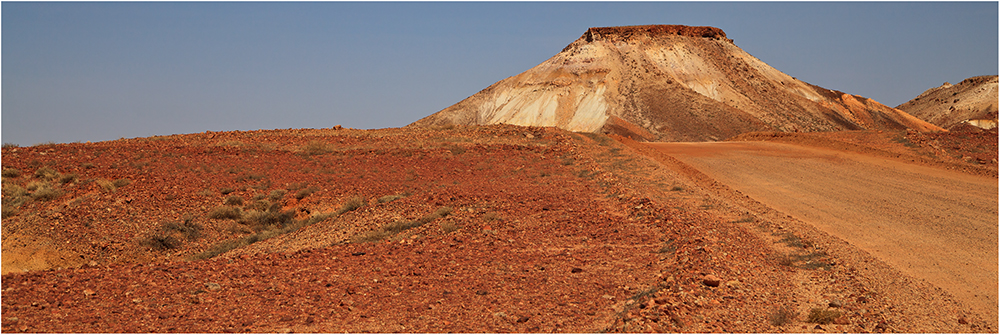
[3,2,997,145]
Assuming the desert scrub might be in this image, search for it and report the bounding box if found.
[440,220,460,233]
[336,196,366,215]
[1,168,21,178]
[207,206,243,220]
[58,173,78,184]
[140,234,181,251]
[268,189,286,201]
[26,181,62,201]
[95,179,117,192]
[224,195,244,206]
[806,308,841,324]
[377,194,405,204]
[294,186,320,200]
[768,306,798,326]
[162,217,203,241]
[34,166,60,181]
[2,183,29,218]
[302,141,331,155]
[351,206,452,243]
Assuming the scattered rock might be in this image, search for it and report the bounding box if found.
[702,274,721,287]
[205,282,222,291]
[82,289,96,297]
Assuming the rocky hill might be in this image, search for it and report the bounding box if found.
[409,25,942,141]
[896,75,998,130]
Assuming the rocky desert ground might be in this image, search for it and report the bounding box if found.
[1,124,996,333]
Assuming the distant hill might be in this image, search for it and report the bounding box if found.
[896,75,998,130]
[410,25,942,141]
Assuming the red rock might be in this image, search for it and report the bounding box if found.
[702,275,722,287]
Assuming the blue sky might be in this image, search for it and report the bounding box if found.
[3,2,997,145]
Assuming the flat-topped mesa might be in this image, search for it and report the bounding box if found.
[582,25,731,43]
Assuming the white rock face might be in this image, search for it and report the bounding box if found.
[410,25,943,141]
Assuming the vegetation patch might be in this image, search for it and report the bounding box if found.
[208,206,243,220]
[768,306,799,326]
[193,196,367,260]
[806,308,841,324]
[2,168,22,178]
[351,206,452,243]
[377,194,405,204]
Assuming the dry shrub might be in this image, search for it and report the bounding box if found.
[294,186,319,200]
[336,196,366,215]
[30,183,62,201]
[806,308,841,324]
[208,206,243,220]
[141,234,181,250]
[440,220,460,233]
[2,168,21,178]
[377,194,404,204]
[224,195,244,206]
[769,306,798,326]
[34,166,60,181]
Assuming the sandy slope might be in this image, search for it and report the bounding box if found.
[647,141,999,327]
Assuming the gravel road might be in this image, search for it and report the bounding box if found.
[648,141,998,325]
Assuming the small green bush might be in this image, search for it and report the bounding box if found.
[208,206,243,220]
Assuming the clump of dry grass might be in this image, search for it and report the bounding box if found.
[224,195,244,206]
[440,220,460,233]
[351,206,452,243]
[806,308,841,324]
[768,306,798,326]
[207,206,243,220]
[377,194,405,204]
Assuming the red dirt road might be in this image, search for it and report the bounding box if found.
[647,141,999,325]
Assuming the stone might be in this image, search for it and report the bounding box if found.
[828,299,843,308]
[833,316,849,325]
[205,282,222,291]
[82,289,96,297]
[702,275,721,287]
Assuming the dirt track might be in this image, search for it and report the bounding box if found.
[648,141,999,325]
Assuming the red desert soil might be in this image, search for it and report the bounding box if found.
[1,125,995,333]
